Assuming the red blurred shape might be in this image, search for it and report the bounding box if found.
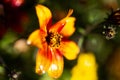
[11,0,24,7]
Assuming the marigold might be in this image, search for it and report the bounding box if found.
[27,4,80,78]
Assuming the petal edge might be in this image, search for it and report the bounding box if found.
[27,29,42,48]
[60,40,80,60]
[35,4,52,32]
[47,48,64,78]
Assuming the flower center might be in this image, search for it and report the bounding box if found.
[46,32,63,47]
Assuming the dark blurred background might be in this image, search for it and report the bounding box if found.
[0,0,120,80]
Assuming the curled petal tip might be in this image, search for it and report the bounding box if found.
[66,9,73,17]
[27,40,31,45]
[36,68,46,75]
[39,65,46,74]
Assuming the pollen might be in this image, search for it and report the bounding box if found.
[46,32,63,47]
[103,26,116,39]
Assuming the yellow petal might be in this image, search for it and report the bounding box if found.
[60,17,76,37]
[71,66,81,80]
[27,29,47,48]
[77,53,97,67]
[49,9,74,33]
[59,40,80,60]
[35,46,51,75]
[35,4,52,32]
[27,29,42,48]
[71,53,98,80]
[47,48,64,78]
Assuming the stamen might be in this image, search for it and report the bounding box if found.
[46,32,63,47]
[103,26,116,39]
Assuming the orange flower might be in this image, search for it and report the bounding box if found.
[27,4,80,78]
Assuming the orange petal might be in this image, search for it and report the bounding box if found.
[60,17,76,37]
[47,48,64,78]
[27,29,45,48]
[35,4,52,32]
[49,9,73,33]
[35,45,51,75]
[59,40,80,60]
